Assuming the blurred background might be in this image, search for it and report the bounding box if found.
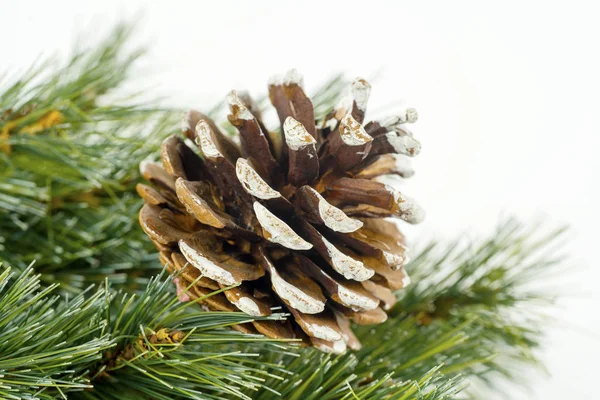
[2,1,598,398]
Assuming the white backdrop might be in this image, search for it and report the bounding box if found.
[2,1,599,398]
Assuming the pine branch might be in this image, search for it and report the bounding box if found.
[397,218,566,384]
[0,217,565,399]
[0,266,114,399]
[0,25,178,292]
[240,349,463,400]
[0,264,290,400]
[0,24,145,130]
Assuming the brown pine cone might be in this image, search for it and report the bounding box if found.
[137,70,423,353]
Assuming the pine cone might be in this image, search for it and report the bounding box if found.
[137,71,424,353]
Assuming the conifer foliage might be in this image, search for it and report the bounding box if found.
[0,25,565,399]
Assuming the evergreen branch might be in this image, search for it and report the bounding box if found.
[242,349,463,400]
[0,217,565,399]
[396,217,566,385]
[0,24,145,129]
[0,25,177,291]
[0,264,290,400]
[0,266,114,400]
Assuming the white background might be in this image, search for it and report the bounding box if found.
[2,1,599,398]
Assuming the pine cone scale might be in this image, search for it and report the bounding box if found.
[283,116,319,186]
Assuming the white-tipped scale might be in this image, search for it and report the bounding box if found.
[283,68,304,87]
[267,74,283,86]
[339,114,373,146]
[337,284,379,312]
[401,267,411,287]
[181,109,198,133]
[390,154,415,177]
[332,309,362,350]
[283,117,317,151]
[304,186,362,233]
[361,280,397,311]
[406,108,419,123]
[231,296,263,317]
[263,258,325,314]
[387,185,426,224]
[178,240,237,286]
[322,238,374,281]
[226,90,254,120]
[384,132,421,157]
[194,120,221,158]
[312,338,347,354]
[351,78,371,112]
[253,202,313,250]
[139,159,156,177]
[236,159,281,200]
[334,88,353,114]
[383,108,419,127]
[382,250,405,270]
[303,321,342,342]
